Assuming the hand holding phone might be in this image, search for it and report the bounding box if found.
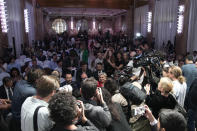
[96,88,104,104]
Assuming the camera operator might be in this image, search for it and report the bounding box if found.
[144,106,187,131]
[127,47,145,85]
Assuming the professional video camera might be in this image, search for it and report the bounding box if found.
[113,66,134,86]
[133,50,162,68]
[132,50,164,89]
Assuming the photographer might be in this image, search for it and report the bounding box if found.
[80,77,112,131]
[49,92,98,131]
[144,106,187,131]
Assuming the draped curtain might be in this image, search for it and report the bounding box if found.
[7,0,24,57]
[153,0,178,49]
[134,5,149,37]
[25,1,35,46]
[187,0,197,52]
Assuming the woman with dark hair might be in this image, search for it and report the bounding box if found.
[122,52,129,67]
[103,48,116,77]
[115,52,124,70]
[104,78,128,107]
[101,88,131,131]
[10,67,22,86]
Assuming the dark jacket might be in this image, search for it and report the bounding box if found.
[185,78,197,111]
[82,99,112,131]
[60,81,80,98]
[107,103,131,131]
[0,85,9,99]
[146,90,176,118]
[76,69,92,83]
[151,124,157,131]
[50,120,99,131]
[182,64,197,91]
[103,59,115,77]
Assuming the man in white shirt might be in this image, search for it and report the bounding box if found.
[21,75,60,131]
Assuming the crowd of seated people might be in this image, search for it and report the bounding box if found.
[0,31,197,131]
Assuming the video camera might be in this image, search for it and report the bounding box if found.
[133,50,162,68]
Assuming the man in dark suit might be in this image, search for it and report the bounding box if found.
[61,71,80,98]
[0,77,13,100]
[76,61,92,83]
[93,62,104,81]
[0,77,13,123]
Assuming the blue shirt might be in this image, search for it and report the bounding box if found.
[7,62,21,73]
[49,61,58,70]
[11,80,36,119]
[182,64,197,92]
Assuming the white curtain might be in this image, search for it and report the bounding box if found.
[153,0,178,49]
[7,0,24,56]
[187,0,197,52]
[25,2,35,46]
[134,5,149,37]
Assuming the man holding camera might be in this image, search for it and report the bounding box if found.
[80,77,112,131]
[49,92,99,131]
[144,106,187,131]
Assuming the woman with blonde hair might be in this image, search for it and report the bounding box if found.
[146,77,177,118]
[169,66,187,107]
[97,72,107,88]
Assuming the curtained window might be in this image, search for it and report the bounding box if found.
[153,0,178,50]
[187,0,197,52]
[7,0,24,56]
[134,5,149,37]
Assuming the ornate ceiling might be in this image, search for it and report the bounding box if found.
[43,8,127,17]
[36,0,149,9]
[36,0,148,17]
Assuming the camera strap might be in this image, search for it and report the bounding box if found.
[33,106,45,131]
[138,68,144,80]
